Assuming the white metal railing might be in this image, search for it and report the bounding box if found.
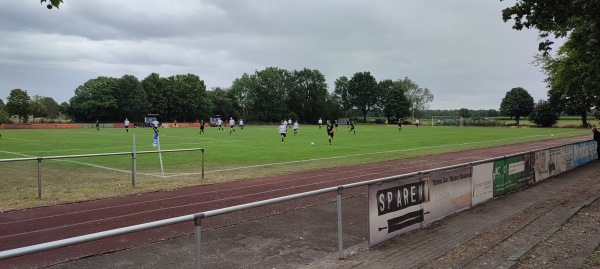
[0,148,205,199]
[0,141,587,269]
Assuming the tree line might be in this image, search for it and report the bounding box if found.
[1,67,435,125]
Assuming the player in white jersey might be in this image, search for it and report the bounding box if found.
[293,121,299,135]
[229,117,236,134]
[217,118,224,131]
[124,118,130,132]
[279,121,287,143]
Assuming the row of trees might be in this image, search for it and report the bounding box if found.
[0,82,583,128]
[497,86,559,127]
[2,68,435,124]
[0,76,575,128]
[498,86,575,128]
[0,89,67,123]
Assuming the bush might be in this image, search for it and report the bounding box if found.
[0,110,10,124]
[529,100,559,127]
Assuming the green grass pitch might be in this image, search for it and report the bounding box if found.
[0,124,587,211]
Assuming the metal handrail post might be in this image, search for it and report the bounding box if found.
[418,172,424,228]
[194,214,204,269]
[132,153,137,188]
[468,163,473,207]
[337,187,344,260]
[132,134,137,188]
[37,158,42,199]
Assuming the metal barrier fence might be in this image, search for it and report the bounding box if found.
[0,148,205,199]
[0,141,584,269]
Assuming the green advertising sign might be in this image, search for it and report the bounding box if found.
[493,159,506,197]
[504,155,524,193]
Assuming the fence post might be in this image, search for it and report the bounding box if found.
[132,153,137,188]
[37,158,42,200]
[418,171,424,228]
[337,187,344,260]
[132,134,137,188]
[194,214,204,269]
[201,149,205,179]
[469,163,474,207]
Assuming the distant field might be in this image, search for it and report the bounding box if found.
[489,118,594,128]
[0,124,589,212]
[412,118,594,128]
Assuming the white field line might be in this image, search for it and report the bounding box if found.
[0,150,30,157]
[0,137,38,142]
[21,139,232,155]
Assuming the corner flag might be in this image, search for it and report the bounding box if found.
[152,132,159,147]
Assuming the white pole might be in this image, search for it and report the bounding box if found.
[157,136,165,177]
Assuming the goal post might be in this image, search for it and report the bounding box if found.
[431,116,464,127]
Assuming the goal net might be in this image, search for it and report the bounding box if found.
[431,116,464,127]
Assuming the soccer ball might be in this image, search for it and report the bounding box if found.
[310,142,314,146]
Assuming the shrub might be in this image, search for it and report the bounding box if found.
[529,100,559,127]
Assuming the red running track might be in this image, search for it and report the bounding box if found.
[0,136,589,268]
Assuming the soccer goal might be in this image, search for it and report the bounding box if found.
[431,116,464,127]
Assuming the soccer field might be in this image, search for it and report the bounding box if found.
[0,124,588,211]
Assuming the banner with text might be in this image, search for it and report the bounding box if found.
[367,141,595,248]
[573,141,595,167]
[506,155,528,193]
[534,149,550,182]
[524,152,536,185]
[549,147,566,177]
[564,144,574,171]
[368,176,428,247]
[422,166,472,226]
[472,162,494,206]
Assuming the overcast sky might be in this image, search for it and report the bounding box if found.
[0,0,556,110]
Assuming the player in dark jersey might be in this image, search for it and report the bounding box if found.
[349,121,355,134]
[326,120,334,145]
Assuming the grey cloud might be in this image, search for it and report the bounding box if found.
[0,0,553,109]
